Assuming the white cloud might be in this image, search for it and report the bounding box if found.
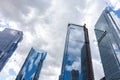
[0,0,52,22]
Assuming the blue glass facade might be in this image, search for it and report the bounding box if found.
[0,28,23,71]
[16,47,47,80]
[59,24,94,80]
[95,8,120,80]
[70,70,79,80]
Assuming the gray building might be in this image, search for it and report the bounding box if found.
[95,8,120,80]
[59,24,94,80]
[16,47,47,80]
[0,28,23,71]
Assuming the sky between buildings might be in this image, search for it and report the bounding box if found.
[0,0,120,80]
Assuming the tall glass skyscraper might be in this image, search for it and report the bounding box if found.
[0,28,23,71]
[59,24,94,80]
[16,47,47,80]
[95,8,120,80]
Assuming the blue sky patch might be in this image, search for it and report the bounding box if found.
[112,9,120,18]
[9,68,16,76]
[108,6,120,18]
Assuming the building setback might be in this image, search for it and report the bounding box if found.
[16,47,47,80]
[0,28,23,71]
[95,8,120,80]
[59,24,94,80]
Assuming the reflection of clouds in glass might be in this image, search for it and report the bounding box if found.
[71,60,81,70]
[65,25,85,72]
[69,26,84,42]
[34,53,41,65]
[21,50,43,79]
[68,40,83,48]
[22,54,38,79]
[9,30,19,36]
[66,59,81,71]
[67,41,84,61]
[28,58,34,72]
[112,43,119,51]
[117,54,120,64]
[114,46,120,63]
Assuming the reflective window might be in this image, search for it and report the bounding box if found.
[16,48,47,80]
[63,25,86,80]
[69,25,85,42]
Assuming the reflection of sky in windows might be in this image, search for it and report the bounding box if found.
[109,7,120,18]
[23,53,40,80]
[64,25,85,80]
[113,44,120,63]
[19,48,46,80]
[69,25,84,42]
[67,40,84,68]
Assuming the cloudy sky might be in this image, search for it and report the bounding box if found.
[0,0,120,80]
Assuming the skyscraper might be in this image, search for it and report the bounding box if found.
[95,8,120,80]
[16,47,47,80]
[0,28,23,71]
[59,24,94,80]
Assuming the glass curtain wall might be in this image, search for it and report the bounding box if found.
[59,24,94,80]
[95,8,120,80]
